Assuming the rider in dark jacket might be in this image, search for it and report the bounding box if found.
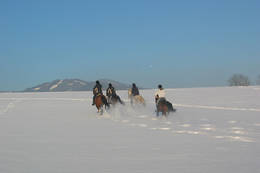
[106,83,123,104]
[106,83,116,98]
[92,80,103,105]
[131,83,139,96]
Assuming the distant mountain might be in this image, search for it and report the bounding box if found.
[24,79,132,92]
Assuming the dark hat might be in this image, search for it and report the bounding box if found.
[108,83,112,87]
[158,84,162,89]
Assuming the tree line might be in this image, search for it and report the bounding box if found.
[228,74,260,86]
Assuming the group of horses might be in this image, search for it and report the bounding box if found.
[94,89,176,116]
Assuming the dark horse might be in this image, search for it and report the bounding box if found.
[108,95,125,105]
[156,98,176,116]
[95,94,110,115]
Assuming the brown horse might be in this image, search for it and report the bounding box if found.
[128,89,145,106]
[156,98,176,116]
[95,94,109,115]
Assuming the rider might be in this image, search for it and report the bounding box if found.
[106,83,116,99]
[131,83,139,96]
[106,83,123,104]
[154,84,166,106]
[92,80,103,105]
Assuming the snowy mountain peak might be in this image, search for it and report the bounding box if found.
[24,79,131,92]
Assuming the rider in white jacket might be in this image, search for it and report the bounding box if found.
[154,84,166,104]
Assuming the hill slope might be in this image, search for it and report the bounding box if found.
[24,79,131,92]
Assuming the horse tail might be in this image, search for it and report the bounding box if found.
[128,89,132,98]
[166,101,175,112]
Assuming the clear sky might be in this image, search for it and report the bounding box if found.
[1,0,259,91]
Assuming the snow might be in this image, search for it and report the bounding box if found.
[49,80,63,90]
[33,87,40,91]
[75,80,86,85]
[0,86,260,173]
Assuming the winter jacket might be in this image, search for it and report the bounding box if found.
[131,86,139,96]
[154,89,166,98]
[106,86,116,97]
[93,84,103,95]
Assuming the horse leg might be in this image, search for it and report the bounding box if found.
[161,106,167,116]
[156,111,159,117]
[117,96,124,105]
[139,96,145,106]
[165,106,169,116]
[100,107,103,115]
[162,111,166,116]
[156,104,160,116]
[156,106,160,117]
[130,97,133,105]
[96,105,99,113]
[165,107,169,116]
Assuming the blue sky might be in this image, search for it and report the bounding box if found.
[0,0,259,91]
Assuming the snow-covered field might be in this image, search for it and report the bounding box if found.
[0,86,260,173]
